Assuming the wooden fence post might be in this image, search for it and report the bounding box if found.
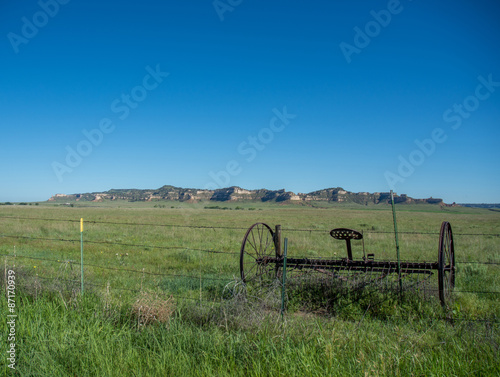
[274,225,282,257]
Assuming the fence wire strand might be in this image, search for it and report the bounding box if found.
[10,269,500,324]
[2,232,497,264]
[32,275,205,301]
[0,233,238,255]
[0,253,233,281]
[0,215,499,237]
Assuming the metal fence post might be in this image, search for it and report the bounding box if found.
[281,237,288,318]
[80,218,84,294]
[390,191,402,296]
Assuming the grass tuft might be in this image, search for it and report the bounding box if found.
[131,289,176,328]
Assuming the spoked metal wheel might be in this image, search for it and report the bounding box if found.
[240,222,276,284]
[438,221,455,306]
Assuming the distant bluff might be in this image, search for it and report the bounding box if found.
[49,186,445,205]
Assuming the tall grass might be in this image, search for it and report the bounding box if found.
[1,286,498,376]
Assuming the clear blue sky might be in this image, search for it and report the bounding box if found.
[1,0,499,203]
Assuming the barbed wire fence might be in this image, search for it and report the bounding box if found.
[1,214,500,236]
[0,215,499,324]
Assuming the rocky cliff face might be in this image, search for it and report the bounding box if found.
[49,185,445,205]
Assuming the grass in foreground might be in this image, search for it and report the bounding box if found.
[1,286,498,377]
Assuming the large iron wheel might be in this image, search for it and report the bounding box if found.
[240,223,276,284]
[438,221,455,306]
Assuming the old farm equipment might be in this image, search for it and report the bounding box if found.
[240,221,456,306]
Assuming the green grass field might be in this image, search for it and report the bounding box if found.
[1,202,499,376]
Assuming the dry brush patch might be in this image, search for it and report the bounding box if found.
[131,289,176,328]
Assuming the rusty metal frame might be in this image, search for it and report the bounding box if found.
[240,221,456,307]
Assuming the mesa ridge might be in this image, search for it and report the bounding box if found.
[49,186,446,205]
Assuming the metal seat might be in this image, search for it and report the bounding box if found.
[330,228,363,240]
[330,228,363,260]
